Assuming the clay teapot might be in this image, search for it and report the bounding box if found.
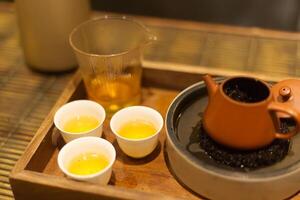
[202,74,300,150]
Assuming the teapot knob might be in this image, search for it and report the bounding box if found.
[279,86,291,101]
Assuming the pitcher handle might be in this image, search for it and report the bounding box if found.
[268,102,300,139]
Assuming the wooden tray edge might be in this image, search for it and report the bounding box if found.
[10,170,177,200]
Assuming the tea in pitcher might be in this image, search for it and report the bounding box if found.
[69,16,155,116]
[84,65,142,116]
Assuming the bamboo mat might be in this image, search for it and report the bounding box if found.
[144,26,300,81]
[1,3,300,200]
[0,10,73,199]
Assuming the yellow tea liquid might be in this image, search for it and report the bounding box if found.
[118,120,157,139]
[68,152,109,175]
[84,65,142,117]
[63,115,99,133]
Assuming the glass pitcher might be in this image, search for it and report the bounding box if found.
[69,16,156,116]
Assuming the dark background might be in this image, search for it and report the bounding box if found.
[90,0,300,31]
[92,0,300,31]
[3,0,300,31]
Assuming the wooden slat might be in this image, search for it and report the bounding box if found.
[0,154,20,162]
[0,181,11,190]
[3,143,27,151]
[0,190,13,199]
[0,170,9,177]
[0,159,16,166]
[0,175,9,184]
[0,163,14,171]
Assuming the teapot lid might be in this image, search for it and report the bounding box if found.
[272,79,300,117]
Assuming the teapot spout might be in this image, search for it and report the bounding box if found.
[202,74,218,99]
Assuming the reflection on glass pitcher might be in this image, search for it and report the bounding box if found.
[69,16,156,116]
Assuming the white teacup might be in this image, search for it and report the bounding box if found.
[110,106,163,158]
[54,100,105,143]
[57,136,116,184]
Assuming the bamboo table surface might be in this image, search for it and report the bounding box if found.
[1,2,300,199]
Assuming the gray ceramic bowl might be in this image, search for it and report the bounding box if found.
[165,79,300,200]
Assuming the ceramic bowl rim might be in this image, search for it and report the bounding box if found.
[54,99,106,135]
[110,106,163,142]
[57,136,116,180]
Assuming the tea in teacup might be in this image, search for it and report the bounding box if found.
[118,119,157,139]
[57,137,116,184]
[68,152,109,175]
[54,100,106,143]
[63,115,100,134]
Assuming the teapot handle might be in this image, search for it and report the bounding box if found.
[268,102,300,139]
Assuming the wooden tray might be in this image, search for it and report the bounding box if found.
[9,67,205,200]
